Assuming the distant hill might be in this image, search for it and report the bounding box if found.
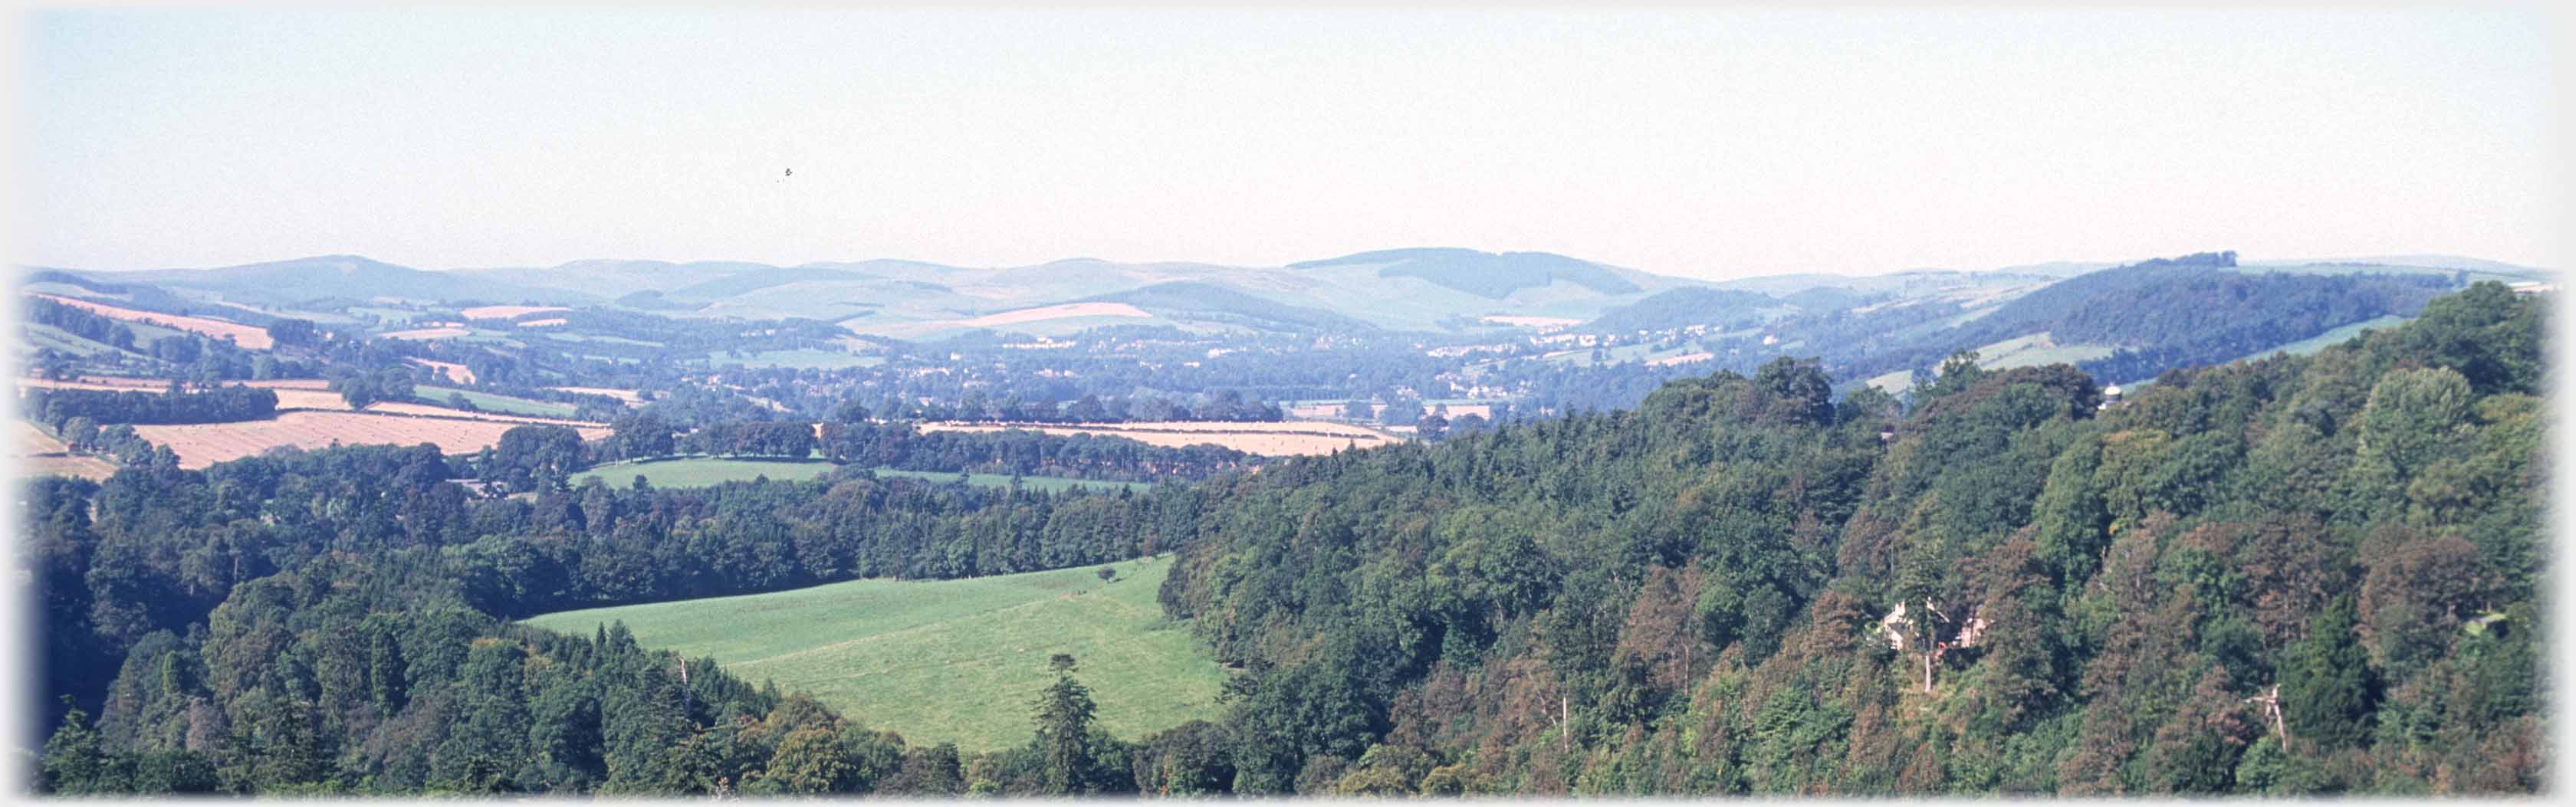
[1292,248,1641,298]
[1825,252,2459,386]
[84,254,590,307]
[1081,280,1374,334]
[665,266,880,301]
[2246,254,2546,275]
[1583,287,1783,333]
[452,260,779,299]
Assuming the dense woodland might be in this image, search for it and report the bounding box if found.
[23,385,278,427]
[18,283,2547,796]
[1153,282,2544,795]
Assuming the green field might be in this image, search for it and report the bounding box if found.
[1863,369,1916,395]
[2236,315,2413,363]
[577,457,842,488]
[349,306,426,325]
[575,457,1149,494]
[521,555,1225,752]
[1972,332,2118,371]
[25,323,117,357]
[418,386,578,417]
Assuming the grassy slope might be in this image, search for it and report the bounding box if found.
[2235,314,2414,363]
[1970,332,2117,371]
[416,386,578,417]
[24,323,118,357]
[521,555,1224,752]
[574,458,843,487]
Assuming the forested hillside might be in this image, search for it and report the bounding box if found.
[1154,281,2544,795]
[19,283,2545,796]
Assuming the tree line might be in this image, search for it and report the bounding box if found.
[23,385,278,425]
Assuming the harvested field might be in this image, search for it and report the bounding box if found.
[18,454,118,480]
[270,389,351,409]
[518,318,567,327]
[12,420,117,480]
[15,377,167,394]
[15,420,67,454]
[461,304,570,320]
[1647,351,1714,367]
[248,379,332,390]
[134,411,610,469]
[956,302,1150,328]
[26,294,273,349]
[380,326,470,340]
[918,419,1398,456]
[410,358,475,384]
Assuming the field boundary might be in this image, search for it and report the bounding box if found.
[272,405,605,428]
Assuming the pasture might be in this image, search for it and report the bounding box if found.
[521,555,1225,753]
[2237,315,2413,362]
[576,457,841,488]
[1970,332,2117,371]
[417,386,574,417]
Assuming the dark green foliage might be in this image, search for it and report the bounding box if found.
[1149,286,2542,795]
[25,385,279,425]
[2278,599,2378,750]
[19,285,2545,796]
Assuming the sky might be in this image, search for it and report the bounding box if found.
[8,9,2562,280]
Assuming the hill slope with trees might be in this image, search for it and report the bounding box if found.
[18,283,2545,796]
[1152,281,2544,795]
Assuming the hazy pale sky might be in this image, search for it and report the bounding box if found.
[11,9,2561,279]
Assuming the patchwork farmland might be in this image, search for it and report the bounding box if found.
[25,293,274,349]
[133,410,610,469]
[15,376,596,426]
